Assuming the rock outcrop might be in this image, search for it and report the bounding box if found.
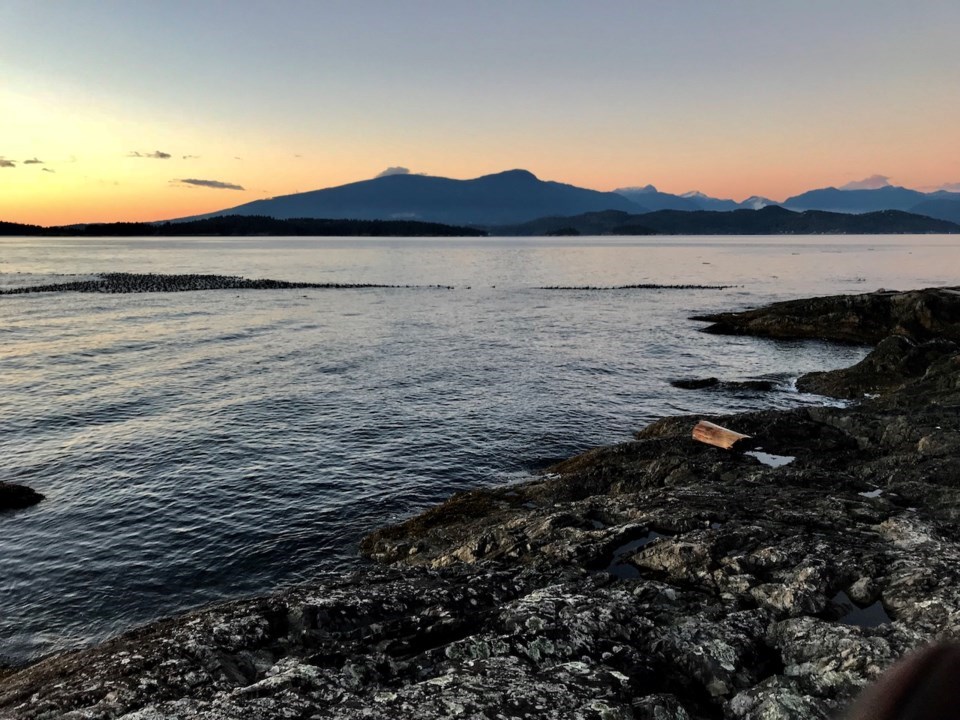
[797,335,957,398]
[694,286,960,344]
[3,286,960,719]
[0,482,44,511]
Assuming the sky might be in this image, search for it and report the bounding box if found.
[1,0,959,226]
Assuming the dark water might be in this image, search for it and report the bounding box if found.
[1,235,957,663]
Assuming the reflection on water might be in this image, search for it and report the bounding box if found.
[0,234,957,663]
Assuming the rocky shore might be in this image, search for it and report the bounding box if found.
[2,287,960,719]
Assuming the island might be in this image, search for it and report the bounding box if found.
[2,287,960,719]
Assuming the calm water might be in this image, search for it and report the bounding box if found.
[2,235,958,664]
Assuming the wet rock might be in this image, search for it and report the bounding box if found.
[693,286,960,344]
[797,335,957,398]
[0,482,44,511]
[670,377,719,390]
[727,379,778,392]
[670,377,777,393]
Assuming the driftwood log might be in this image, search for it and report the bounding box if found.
[692,420,753,450]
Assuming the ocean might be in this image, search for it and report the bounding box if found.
[2,234,958,664]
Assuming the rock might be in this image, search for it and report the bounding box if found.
[670,377,720,390]
[727,379,778,392]
[0,482,43,511]
[669,378,777,393]
[727,676,833,719]
[693,287,960,344]
[797,335,957,398]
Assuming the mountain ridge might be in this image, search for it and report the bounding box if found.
[172,170,960,227]
[492,206,960,236]
[174,169,646,226]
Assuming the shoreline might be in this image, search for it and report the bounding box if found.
[3,286,960,719]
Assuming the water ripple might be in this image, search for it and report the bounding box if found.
[4,235,955,663]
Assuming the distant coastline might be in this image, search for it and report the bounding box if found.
[0,216,486,238]
[2,206,959,238]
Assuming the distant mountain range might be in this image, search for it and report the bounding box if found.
[3,207,956,239]
[172,170,960,229]
[4,170,958,237]
[613,185,775,212]
[782,185,948,214]
[180,169,642,226]
[494,207,960,236]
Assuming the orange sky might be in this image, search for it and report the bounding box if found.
[2,1,958,226]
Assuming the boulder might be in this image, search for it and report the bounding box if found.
[0,482,43,511]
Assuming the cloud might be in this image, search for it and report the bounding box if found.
[840,174,891,190]
[931,182,960,193]
[42,168,55,173]
[615,185,658,194]
[23,157,44,165]
[0,157,16,168]
[376,166,411,178]
[129,150,172,159]
[182,154,200,160]
[176,178,245,190]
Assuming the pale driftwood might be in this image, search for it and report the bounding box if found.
[692,420,753,450]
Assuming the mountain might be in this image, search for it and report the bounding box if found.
[494,206,960,236]
[783,185,932,213]
[739,196,777,210]
[496,210,651,237]
[909,198,960,224]
[615,186,776,212]
[614,185,700,211]
[179,170,646,226]
[680,191,740,212]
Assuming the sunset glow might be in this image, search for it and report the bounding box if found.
[2,1,959,226]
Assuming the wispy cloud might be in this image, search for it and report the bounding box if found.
[182,154,200,160]
[840,174,891,190]
[176,178,245,190]
[129,150,172,159]
[932,182,960,193]
[23,157,44,165]
[0,157,16,168]
[376,166,411,178]
[42,168,56,173]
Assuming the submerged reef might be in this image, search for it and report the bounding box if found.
[0,272,453,294]
[3,286,960,719]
